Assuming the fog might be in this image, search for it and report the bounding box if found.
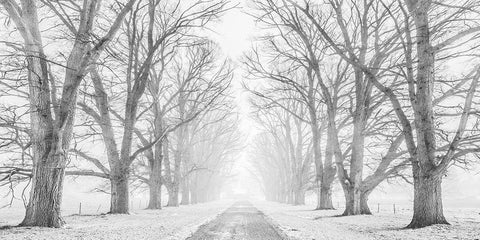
[1,0,480,239]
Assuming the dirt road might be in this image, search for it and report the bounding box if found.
[186,201,287,240]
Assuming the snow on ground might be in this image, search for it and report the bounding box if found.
[0,200,233,240]
[253,201,480,240]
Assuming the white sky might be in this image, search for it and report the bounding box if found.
[211,0,256,59]
[208,1,262,195]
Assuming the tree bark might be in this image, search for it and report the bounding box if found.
[110,168,129,214]
[407,174,447,228]
[294,189,305,205]
[287,189,294,204]
[319,157,336,209]
[180,179,190,205]
[147,182,162,209]
[20,154,66,227]
[167,130,182,207]
[166,184,179,207]
[191,192,198,204]
[319,184,334,209]
[146,128,163,209]
[147,147,162,209]
[311,121,325,210]
[190,174,199,204]
[342,185,360,216]
[360,191,372,215]
[317,122,336,210]
[342,120,366,215]
[278,192,286,203]
[146,149,163,209]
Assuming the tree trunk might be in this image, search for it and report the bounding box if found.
[148,147,163,209]
[319,183,334,209]
[190,176,198,204]
[147,159,162,210]
[318,164,335,209]
[343,186,361,216]
[191,188,198,204]
[317,119,336,210]
[406,0,447,229]
[360,191,372,215]
[278,190,286,203]
[287,190,294,204]
[17,0,69,227]
[266,192,272,201]
[342,108,366,215]
[166,184,179,207]
[294,189,305,205]
[110,172,129,214]
[308,104,324,210]
[180,179,190,205]
[146,135,163,209]
[147,182,162,209]
[407,175,448,228]
[20,154,66,227]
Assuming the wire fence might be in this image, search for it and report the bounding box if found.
[325,202,411,215]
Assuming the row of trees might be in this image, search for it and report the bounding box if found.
[0,0,239,228]
[250,100,314,205]
[246,0,480,228]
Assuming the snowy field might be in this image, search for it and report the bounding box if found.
[254,201,480,240]
[0,200,233,240]
[2,199,480,239]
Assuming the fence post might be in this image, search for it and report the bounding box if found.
[377,203,380,213]
[79,202,82,215]
[393,204,396,214]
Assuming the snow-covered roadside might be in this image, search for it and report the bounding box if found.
[0,200,233,240]
[254,201,480,240]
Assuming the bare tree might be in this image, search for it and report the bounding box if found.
[76,0,230,213]
[186,108,241,204]
[291,0,480,227]
[162,41,233,206]
[0,0,135,227]
[245,1,334,209]
[248,0,466,219]
[249,93,315,205]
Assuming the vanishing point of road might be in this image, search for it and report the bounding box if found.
[187,201,288,240]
